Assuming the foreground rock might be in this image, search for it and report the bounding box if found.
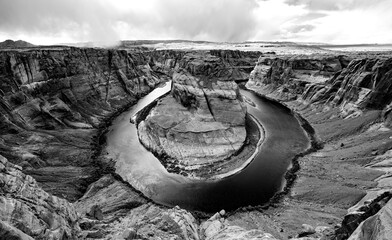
[0,154,80,239]
[138,52,248,169]
[348,197,392,240]
[74,174,147,222]
[96,204,279,240]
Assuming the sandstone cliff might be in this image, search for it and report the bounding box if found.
[138,51,248,169]
[247,54,392,121]
[246,54,350,101]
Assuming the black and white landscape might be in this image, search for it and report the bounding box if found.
[1,1,392,239]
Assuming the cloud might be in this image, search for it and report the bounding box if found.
[285,0,392,43]
[284,0,389,11]
[285,0,340,11]
[251,0,308,40]
[0,0,391,44]
[251,0,392,44]
[0,0,121,46]
[0,0,259,44]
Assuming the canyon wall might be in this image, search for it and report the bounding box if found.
[246,54,392,120]
[0,47,172,201]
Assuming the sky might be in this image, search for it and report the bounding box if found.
[0,0,391,45]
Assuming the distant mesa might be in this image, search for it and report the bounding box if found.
[0,39,35,49]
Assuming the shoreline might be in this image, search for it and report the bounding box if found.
[245,85,323,202]
[208,114,265,180]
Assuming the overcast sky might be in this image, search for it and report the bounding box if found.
[0,0,391,45]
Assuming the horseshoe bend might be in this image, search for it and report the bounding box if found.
[137,53,261,178]
[1,40,392,240]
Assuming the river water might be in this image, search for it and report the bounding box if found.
[105,81,310,212]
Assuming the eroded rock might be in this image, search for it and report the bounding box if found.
[0,154,80,239]
[138,52,248,169]
[75,174,147,222]
[348,198,392,240]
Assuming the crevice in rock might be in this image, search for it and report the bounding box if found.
[201,88,216,121]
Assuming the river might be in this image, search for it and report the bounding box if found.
[105,81,310,212]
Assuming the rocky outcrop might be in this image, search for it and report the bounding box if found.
[247,54,392,121]
[246,54,350,101]
[333,192,392,240]
[348,197,392,240]
[303,57,392,118]
[138,52,248,168]
[200,211,278,240]
[0,154,80,239]
[91,204,280,240]
[106,204,200,240]
[74,174,147,222]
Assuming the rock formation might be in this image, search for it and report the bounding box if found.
[246,54,350,101]
[348,197,392,240]
[303,57,392,118]
[0,154,80,239]
[138,52,248,168]
[247,53,392,120]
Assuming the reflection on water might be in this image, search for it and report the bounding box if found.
[105,81,310,212]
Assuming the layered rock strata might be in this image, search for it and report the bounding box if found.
[138,52,248,168]
[247,54,392,119]
[0,154,80,239]
[246,54,351,101]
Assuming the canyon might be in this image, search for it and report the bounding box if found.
[1,42,392,240]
